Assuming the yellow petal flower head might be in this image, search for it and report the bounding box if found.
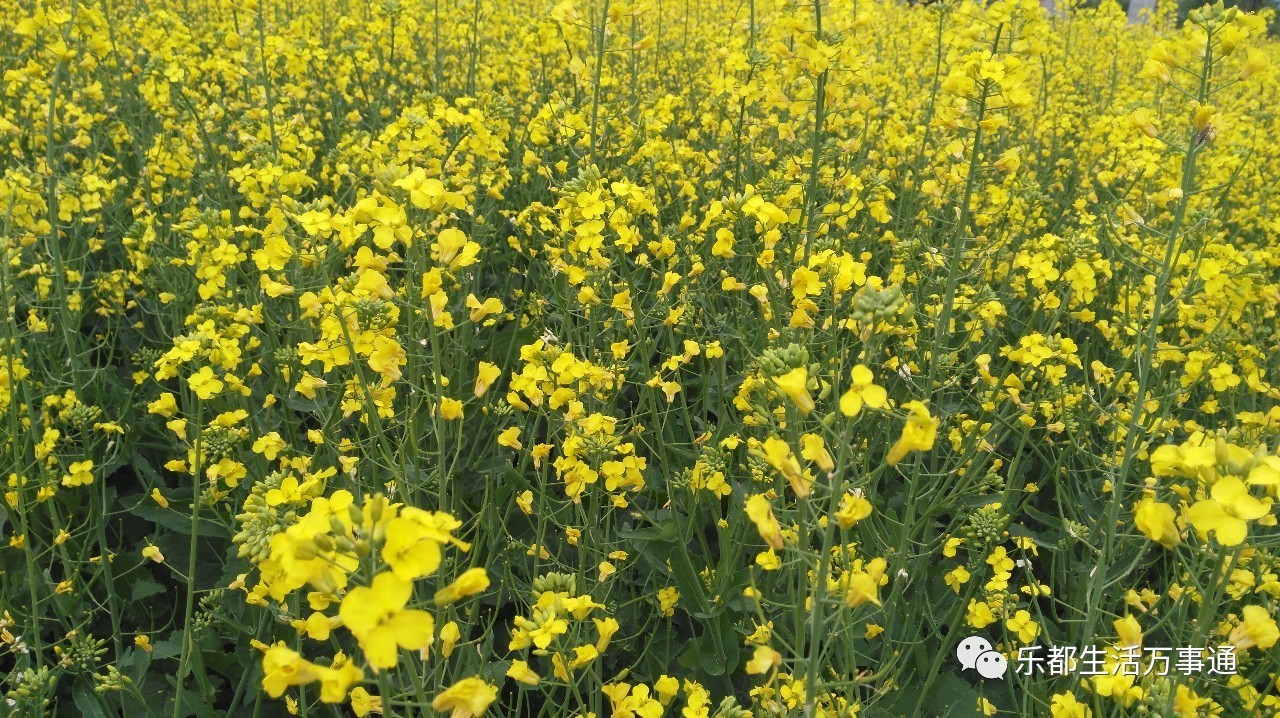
[338,572,435,670]
[261,644,320,698]
[842,557,887,608]
[349,687,383,717]
[506,659,540,685]
[381,507,466,581]
[62,459,94,488]
[1133,498,1180,549]
[1184,476,1271,546]
[840,365,887,417]
[886,401,937,466]
[315,660,364,703]
[431,676,499,718]
[799,433,834,473]
[761,436,810,498]
[435,567,491,605]
[772,366,814,415]
[188,365,224,400]
[1229,605,1280,652]
[497,426,523,450]
[474,361,502,397]
[744,494,784,550]
[1114,614,1142,648]
[834,492,873,529]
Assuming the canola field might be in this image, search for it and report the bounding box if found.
[2,0,1280,715]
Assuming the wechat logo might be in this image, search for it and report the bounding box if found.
[957,636,1008,679]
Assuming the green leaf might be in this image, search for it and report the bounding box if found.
[131,576,165,602]
[72,679,113,718]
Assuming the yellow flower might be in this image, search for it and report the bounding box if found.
[761,436,810,498]
[654,675,679,704]
[497,426,523,451]
[594,616,620,652]
[506,659,540,685]
[431,676,498,718]
[338,572,435,670]
[745,645,781,674]
[62,460,94,488]
[381,508,463,581]
[744,494,784,550]
[141,543,164,564]
[147,392,178,417]
[1114,614,1142,648]
[834,493,873,529]
[843,557,887,608]
[134,634,152,652]
[262,645,320,698]
[570,644,599,670]
[474,362,501,397]
[657,587,679,617]
[435,567,490,605]
[886,401,937,466]
[439,397,464,420]
[1049,693,1092,718]
[839,365,887,417]
[1006,609,1040,644]
[603,682,665,718]
[439,621,461,657]
[945,566,970,593]
[772,367,814,415]
[799,433,834,473]
[1133,498,1180,549]
[187,366,224,400]
[367,337,407,382]
[349,686,383,716]
[1184,476,1271,546]
[315,661,363,703]
[252,432,288,460]
[1229,605,1279,652]
[967,599,997,629]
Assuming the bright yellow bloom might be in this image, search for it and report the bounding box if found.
[349,687,383,716]
[886,401,937,466]
[1133,498,1180,549]
[188,365,224,400]
[475,362,501,397]
[1049,693,1092,718]
[761,436,810,498]
[497,426,523,451]
[262,645,320,698]
[431,676,498,718]
[1006,609,1040,644]
[1184,476,1271,546]
[435,567,490,605]
[840,365,887,417]
[773,367,814,415]
[1114,614,1142,648]
[843,557,887,608]
[745,645,781,675]
[439,397,464,420]
[1229,605,1279,652]
[338,572,435,670]
[381,508,463,581]
[61,460,94,488]
[506,659,540,685]
[147,392,178,417]
[834,493,872,529]
[439,621,461,657]
[744,494,783,550]
[799,433,834,473]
